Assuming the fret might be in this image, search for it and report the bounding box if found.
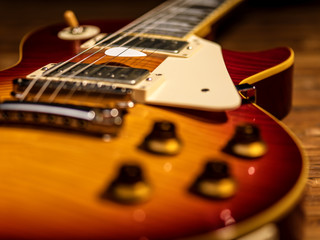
[154,20,194,29]
[170,14,202,25]
[81,0,243,52]
[144,24,191,33]
[135,28,188,38]
[189,0,223,8]
[125,0,231,39]
[189,5,217,10]
[173,7,212,17]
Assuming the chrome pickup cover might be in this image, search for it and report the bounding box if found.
[41,62,149,85]
[27,63,165,104]
[96,34,188,54]
[81,34,199,58]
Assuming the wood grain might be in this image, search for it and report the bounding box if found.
[0,9,306,240]
[0,102,305,239]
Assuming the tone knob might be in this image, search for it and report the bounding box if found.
[190,160,236,199]
[142,121,182,155]
[224,123,267,158]
[102,164,151,204]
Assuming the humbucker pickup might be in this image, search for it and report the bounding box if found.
[26,63,165,103]
[81,34,200,57]
[95,34,188,53]
[41,62,150,85]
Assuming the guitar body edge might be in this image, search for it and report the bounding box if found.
[222,47,294,119]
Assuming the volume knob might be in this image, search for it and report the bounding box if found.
[142,121,182,155]
[102,164,151,204]
[190,160,236,199]
[224,123,267,158]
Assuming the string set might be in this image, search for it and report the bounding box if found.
[19,0,211,105]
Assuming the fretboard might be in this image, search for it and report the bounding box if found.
[124,0,243,39]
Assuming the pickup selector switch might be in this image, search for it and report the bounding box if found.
[142,121,182,155]
[58,10,100,40]
[102,164,151,204]
[224,123,267,158]
[190,160,236,199]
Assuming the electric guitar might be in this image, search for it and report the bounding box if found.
[0,0,308,239]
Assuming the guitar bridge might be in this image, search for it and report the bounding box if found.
[12,78,134,109]
[0,101,125,136]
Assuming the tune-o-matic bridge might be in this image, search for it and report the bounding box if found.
[0,101,124,136]
[12,78,134,108]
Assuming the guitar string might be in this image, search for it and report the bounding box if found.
[54,5,190,79]
[18,0,181,102]
[127,2,196,72]
[21,0,215,102]
[70,0,207,77]
[72,0,220,107]
[67,0,224,106]
[83,0,220,70]
[46,17,175,102]
[22,0,210,104]
[30,1,181,102]
[23,0,195,102]
[113,0,218,76]
[53,1,196,105]
[50,0,194,85]
[41,0,196,103]
[49,12,186,102]
[46,0,196,103]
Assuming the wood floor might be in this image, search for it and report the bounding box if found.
[1,0,320,239]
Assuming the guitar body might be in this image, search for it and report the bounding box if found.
[0,19,307,240]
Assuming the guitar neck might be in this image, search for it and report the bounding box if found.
[122,0,244,39]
